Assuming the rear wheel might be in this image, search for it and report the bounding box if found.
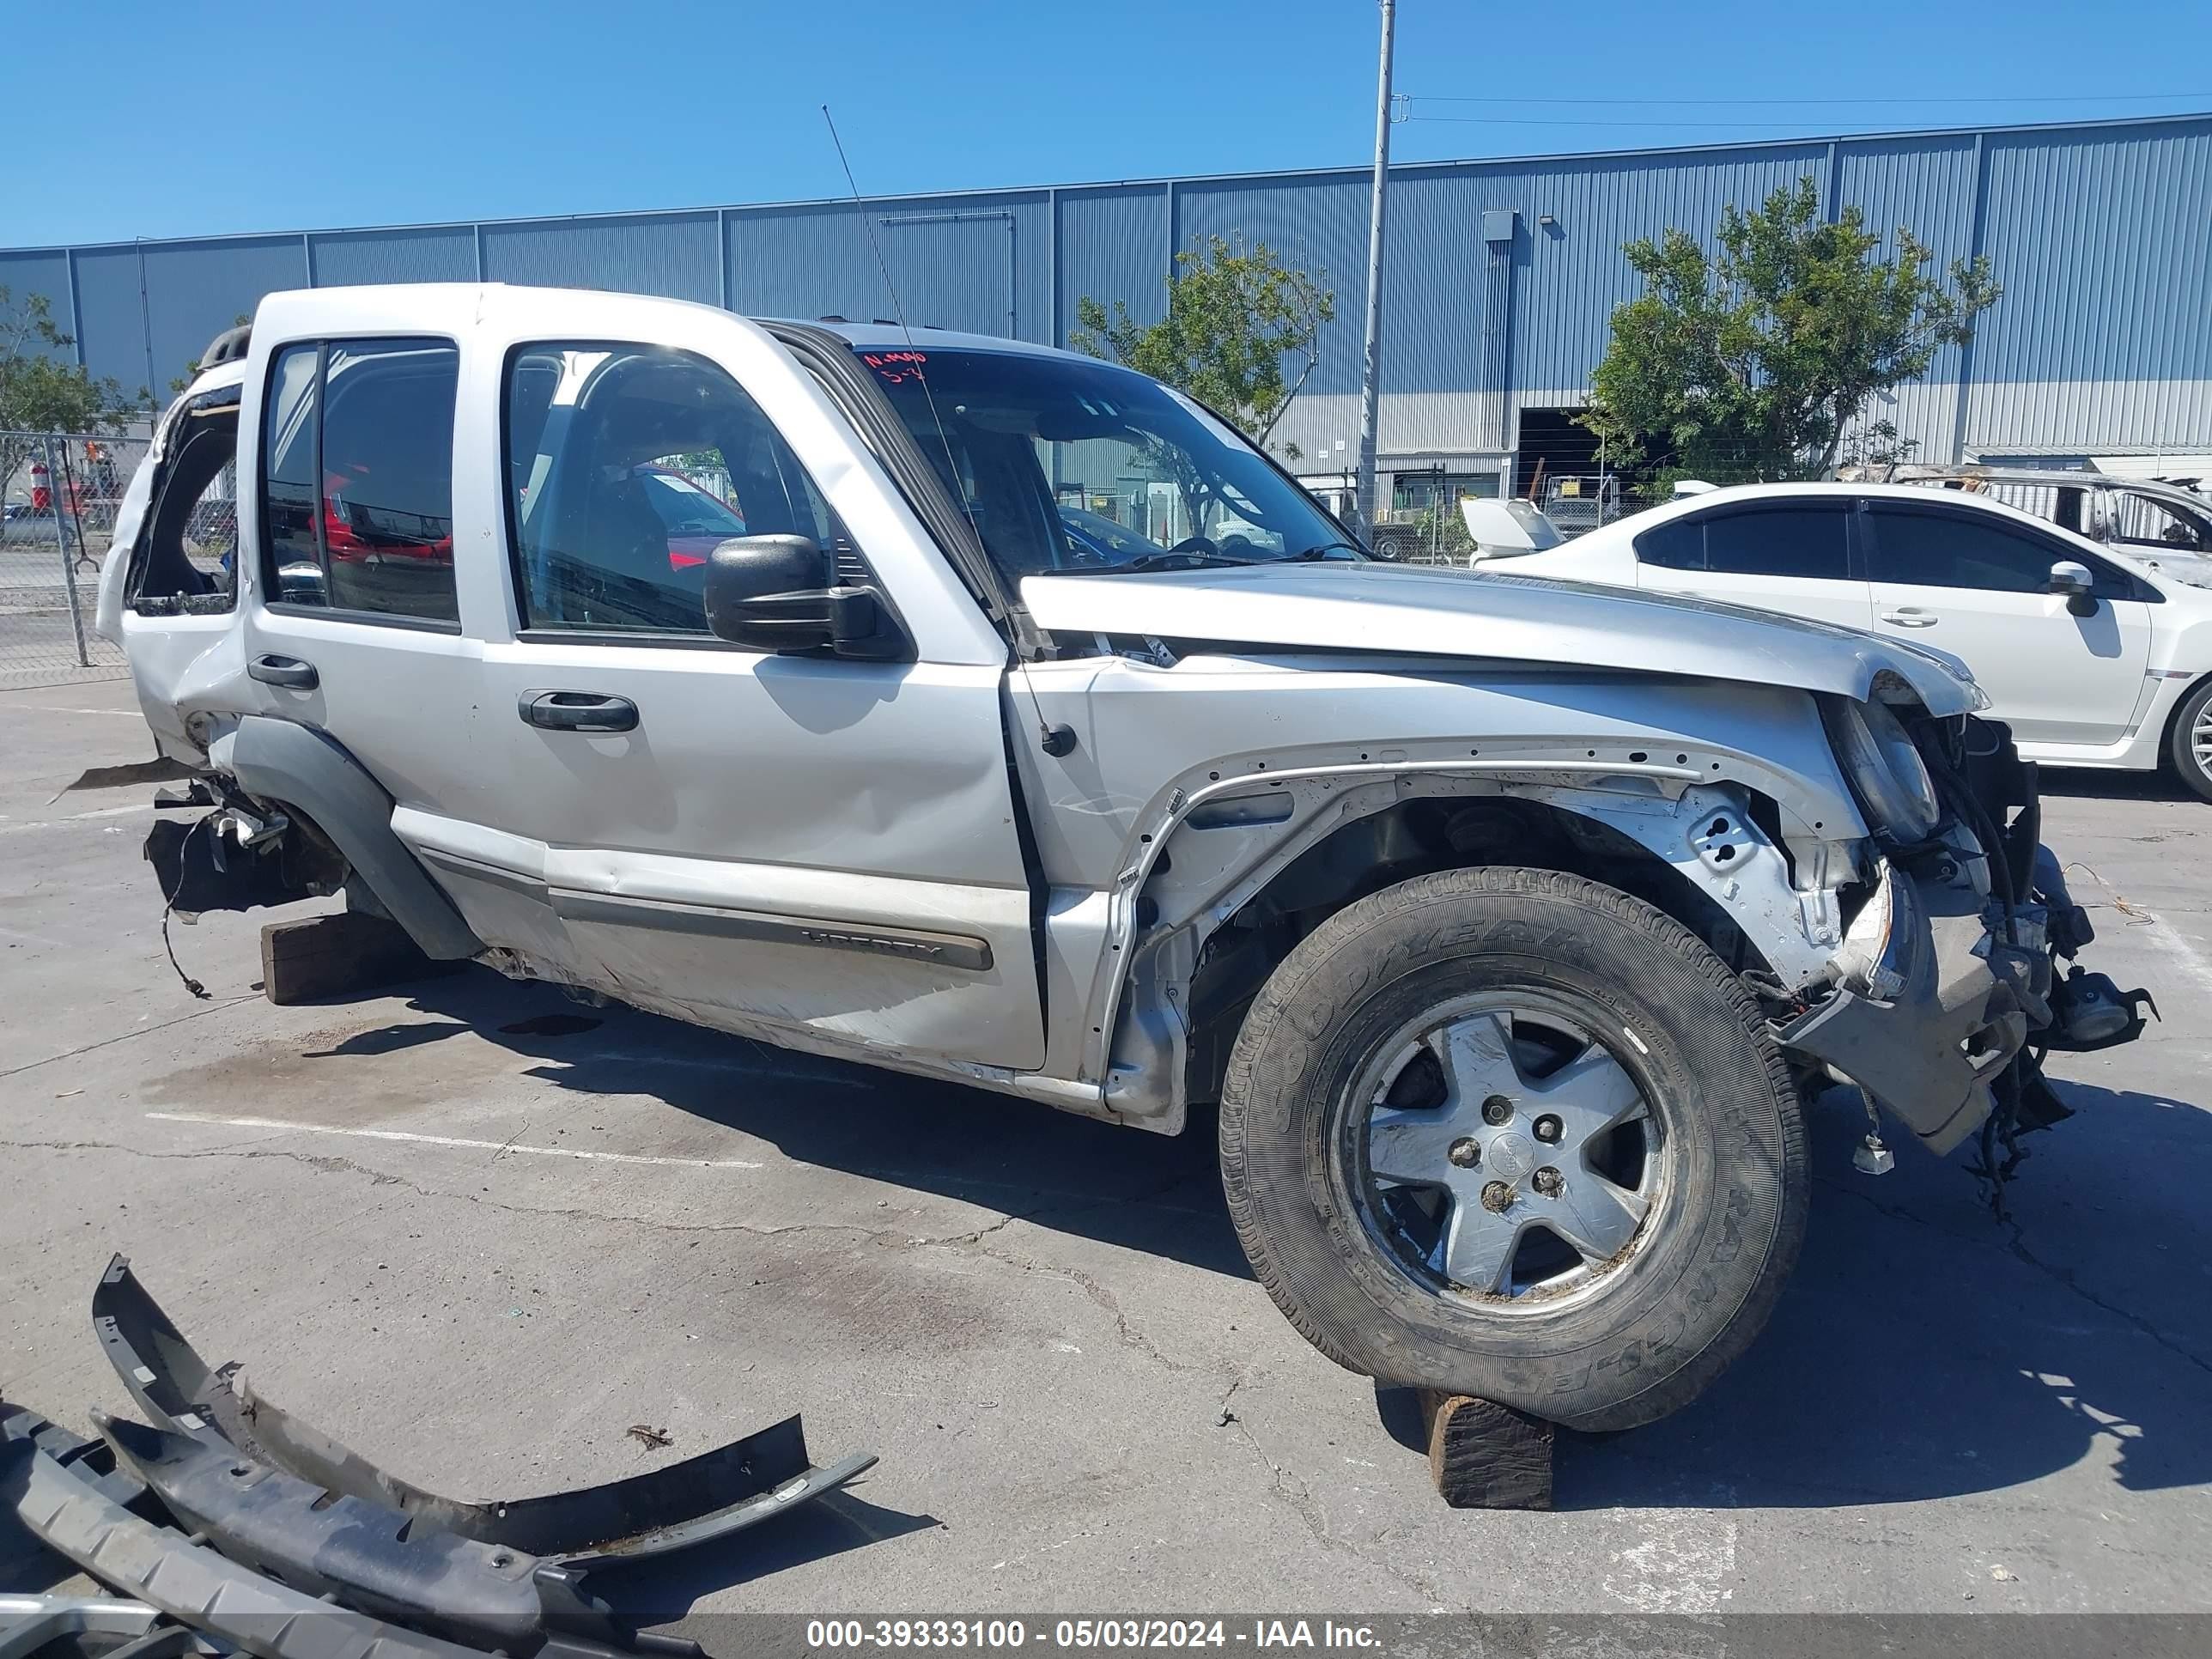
[2165,678,2212,803]
[1218,866,1807,1431]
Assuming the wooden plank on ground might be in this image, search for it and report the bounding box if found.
[260,911,463,1006]
[1419,1390,1555,1510]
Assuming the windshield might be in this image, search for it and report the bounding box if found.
[854,346,1360,578]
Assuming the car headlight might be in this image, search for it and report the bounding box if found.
[1822,697,1942,842]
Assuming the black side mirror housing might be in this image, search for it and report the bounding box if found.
[701,535,907,659]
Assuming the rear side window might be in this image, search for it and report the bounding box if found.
[259,337,459,625]
[129,396,241,616]
[1634,506,1850,579]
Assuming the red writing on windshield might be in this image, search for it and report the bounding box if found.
[861,350,928,385]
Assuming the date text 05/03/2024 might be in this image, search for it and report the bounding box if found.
[803,1619,1385,1650]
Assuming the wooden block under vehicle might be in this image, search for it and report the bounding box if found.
[259,911,463,1006]
[1419,1390,1555,1510]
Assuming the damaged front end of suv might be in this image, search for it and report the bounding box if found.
[1778,685,2154,1171]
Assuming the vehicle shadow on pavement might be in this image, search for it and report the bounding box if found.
[1542,1079,2212,1509]
[2038,765,2200,804]
[380,971,1253,1280]
[344,973,2209,1511]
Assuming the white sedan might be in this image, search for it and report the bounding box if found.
[1506,481,2212,799]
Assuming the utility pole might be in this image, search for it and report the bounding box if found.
[1352,0,1395,541]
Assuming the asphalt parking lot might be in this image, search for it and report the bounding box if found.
[4,676,2210,1624]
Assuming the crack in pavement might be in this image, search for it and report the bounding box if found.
[2002,1221,2212,1382]
[0,996,260,1080]
[1222,1404,1453,1609]
[0,1133,1222,1291]
[1817,1176,2212,1383]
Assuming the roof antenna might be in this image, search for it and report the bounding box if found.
[822,106,1076,760]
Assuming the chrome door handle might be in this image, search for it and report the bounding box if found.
[1881,610,1938,627]
[247,653,319,689]
[519,690,638,732]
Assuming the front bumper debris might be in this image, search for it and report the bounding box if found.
[1778,721,2152,1158]
[3,1434,479,1659]
[1777,863,2030,1155]
[3,1255,879,1659]
[91,1256,872,1565]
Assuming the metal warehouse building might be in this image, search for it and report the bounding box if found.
[4,112,2208,507]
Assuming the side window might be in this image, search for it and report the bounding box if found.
[259,337,460,623]
[1868,507,2082,594]
[1699,507,1850,579]
[129,398,240,615]
[1632,507,1850,578]
[2109,492,2212,553]
[262,345,321,601]
[505,343,853,635]
[1632,517,1703,570]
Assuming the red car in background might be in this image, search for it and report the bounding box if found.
[633,465,746,568]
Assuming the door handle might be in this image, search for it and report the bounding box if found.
[520,690,638,733]
[247,653,319,690]
[1881,610,1939,627]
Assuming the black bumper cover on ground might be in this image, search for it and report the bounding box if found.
[1,1255,879,1657]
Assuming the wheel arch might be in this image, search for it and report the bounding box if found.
[2156,667,2212,775]
[1090,757,1832,1130]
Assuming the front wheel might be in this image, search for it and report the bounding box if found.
[1218,866,1807,1431]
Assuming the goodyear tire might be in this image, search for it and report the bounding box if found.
[1218,865,1807,1431]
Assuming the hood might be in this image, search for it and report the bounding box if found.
[1020,562,1984,715]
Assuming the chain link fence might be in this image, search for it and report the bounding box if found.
[1,432,160,686]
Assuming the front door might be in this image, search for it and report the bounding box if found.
[412,320,1043,1071]
[1863,501,2154,748]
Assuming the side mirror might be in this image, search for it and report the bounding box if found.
[2048,559,2098,616]
[701,534,906,659]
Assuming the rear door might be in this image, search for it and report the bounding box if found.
[107,373,248,761]
[1863,501,2155,747]
[411,295,1043,1071]
[1630,500,1874,629]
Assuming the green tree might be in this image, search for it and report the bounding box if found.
[1581,178,2000,489]
[0,288,143,508]
[1071,234,1334,459]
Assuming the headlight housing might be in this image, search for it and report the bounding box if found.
[1823,697,1942,842]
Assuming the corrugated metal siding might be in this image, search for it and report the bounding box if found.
[1967,119,2212,451]
[68,247,152,392]
[0,250,75,360]
[1834,134,1980,459]
[1058,185,1170,344]
[308,227,477,287]
[1498,144,1832,399]
[9,117,2209,452]
[481,213,720,304]
[1373,173,1487,453]
[1176,174,1372,398]
[142,238,307,391]
[728,193,1049,342]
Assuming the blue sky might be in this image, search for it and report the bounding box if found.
[13,0,2212,246]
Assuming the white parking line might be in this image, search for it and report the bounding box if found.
[145,1110,766,1170]
[4,704,147,717]
[0,802,153,834]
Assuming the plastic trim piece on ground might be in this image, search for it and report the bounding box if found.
[91,1254,876,1561]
